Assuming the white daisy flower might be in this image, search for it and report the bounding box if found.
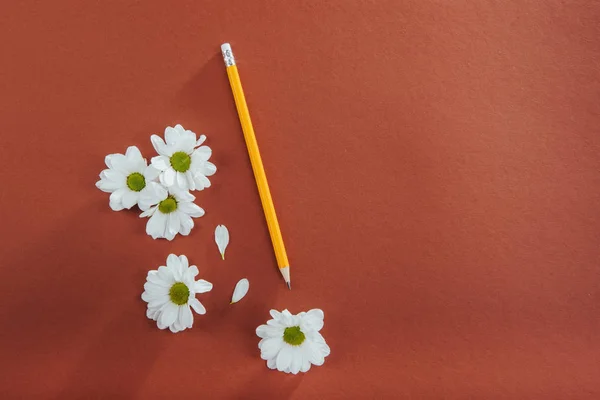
[142,254,213,333]
[256,309,331,374]
[150,124,217,191]
[95,146,159,211]
[139,182,205,241]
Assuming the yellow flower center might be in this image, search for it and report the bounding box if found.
[126,172,146,192]
[170,151,191,173]
[158,196,177,214]
[169,282,190,305]
[283,326,306,346]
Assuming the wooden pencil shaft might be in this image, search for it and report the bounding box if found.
[225,64,290,270]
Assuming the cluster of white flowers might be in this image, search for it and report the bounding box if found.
[99,125,330,374]
[96,124,216,240]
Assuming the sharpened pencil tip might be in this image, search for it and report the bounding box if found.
[286,281,291,290]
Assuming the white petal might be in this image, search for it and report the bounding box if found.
[185,265,199,282]
[104,154,114,168]
[196,134,207,146]
[230,278,249,304]
[96,175,122,192]
[109,154,133,174]
[214,225,229,260]
[179,255,189,269]
[300,347,312,372]
[260,337,283,360]
[190,298,206,315]
[125,145,143,161]
[151,155,170,171]
[185,171,196,191]
[276,346,293,372]
[180,305,193,328]
[101,169,126,184]
[167,212,181,239]
[176,130,196,153]
[139,182,168,209]
[289,347,302,374]
[300,309,325,332]
[193,173,211,190]
[146,306,160,321]
[192,146,212,161]
[121,190,138,209]
[157,266,174,283]
[146,273,171,288]
[173,190,195,203]
[164,126,181,145]
[109,188,127,211]
[146,295,170,309]
[164,215,177,241]
[280,309,294,326]
[179,213,194,235]
[200,161,217,177]
[306,342,325,366]
[179,202,204,218]
[139,206,156,218]
[146,212,167,239]
[159,303,178,328]
[256,324,283,339]
[176,171,189,191]
[166,254,180,270]
[266,357,277,370]
[167,254,184,280]
[162,167,176,187]
[144,165,161,181]
[194,279,213,293]
[151,135,169,156]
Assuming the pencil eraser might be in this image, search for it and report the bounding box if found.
[221,43,235,66]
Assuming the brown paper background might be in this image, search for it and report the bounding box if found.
[1,1,599,398]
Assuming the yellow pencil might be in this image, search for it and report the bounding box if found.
[221,43,291,289]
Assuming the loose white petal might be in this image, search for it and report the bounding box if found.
[214,225,229,260]
[230,278,249,304]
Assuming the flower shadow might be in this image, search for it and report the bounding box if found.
[0,203,167,398]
